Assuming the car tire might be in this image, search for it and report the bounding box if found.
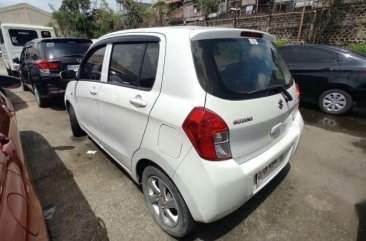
[319,89,353,115]
[68,105,86,137]
[22,81,29,91]
[33,84,47,108]
[142,166,195,238]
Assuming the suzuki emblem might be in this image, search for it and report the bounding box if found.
[278,99,284,110]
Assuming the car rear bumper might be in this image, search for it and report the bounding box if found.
[173,111,304,223]
[36,75,68,98]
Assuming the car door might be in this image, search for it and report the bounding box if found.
[97,37,162,170]
[19,47,30,85]
[284,47,340,102]
[74,45,107,140]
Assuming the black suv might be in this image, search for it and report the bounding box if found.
[14,38,92,107]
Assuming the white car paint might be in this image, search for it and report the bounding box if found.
[65,26,304,224]
[0,23,55,74]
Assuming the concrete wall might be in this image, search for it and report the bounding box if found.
[0,3,53,26]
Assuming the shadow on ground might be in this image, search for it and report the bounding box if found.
[20,131,109,241]
[5,89,29,111]
[182,164,291,241]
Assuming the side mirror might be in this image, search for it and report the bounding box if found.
[0,75,21,89]
[60,70,76,81]
[13,58,20,64]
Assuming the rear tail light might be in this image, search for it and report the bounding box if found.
[36,60,61,73]
[182,107,232,161]
[295,83,301,99]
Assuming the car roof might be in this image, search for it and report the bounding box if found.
[31,37,92,44]
[282,44,350,54]
[97,26,275,43]
[0,23,53,30]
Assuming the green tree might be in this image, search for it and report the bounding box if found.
[153,0,167,26]
[122,0,154,29]
[193,0,218,19]
[52,0,122,38]
[93,0,122,37]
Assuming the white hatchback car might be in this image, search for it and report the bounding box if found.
[64,27,304,238]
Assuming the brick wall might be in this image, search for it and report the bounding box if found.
[183,3,366,45]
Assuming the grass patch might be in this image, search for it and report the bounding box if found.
[348,42,366,54]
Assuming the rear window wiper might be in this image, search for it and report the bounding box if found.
[247,85,293,102]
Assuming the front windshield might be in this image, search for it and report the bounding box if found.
[192,38,293,100]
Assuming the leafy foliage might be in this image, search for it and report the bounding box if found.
[122,0,154,29]
[52,0,121,38]
[274,39,288,48]
[348,42,366,54]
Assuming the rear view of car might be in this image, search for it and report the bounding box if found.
[64,27,304,238]
[18,38,92,107]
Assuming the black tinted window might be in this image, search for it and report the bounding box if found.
[41,31,51,38]
[192,38,292,100]
[40,40,91,60]
[9,29,38,46]
[79,46,106,81]
[108,43,159,89]
[278,48,293,63]
[140,43,159,88]
[289,48,337,64]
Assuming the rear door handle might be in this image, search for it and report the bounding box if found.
[129,95,147,108]
[89,89,97,96]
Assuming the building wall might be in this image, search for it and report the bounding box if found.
[0,3,52,26]
[185,2,366,45]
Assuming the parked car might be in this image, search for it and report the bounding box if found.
[279,44,366,115]
[0,23,55,77]
[63,27,304,238]
[14,38,92,107]
[0,75,49,241]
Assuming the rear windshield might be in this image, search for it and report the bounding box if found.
[9,29,38,46]
[192,38,293,100]
[40,40,92,60]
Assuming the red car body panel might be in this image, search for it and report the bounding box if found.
[0,91,48,241]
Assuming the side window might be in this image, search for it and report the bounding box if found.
[108,42,159,89]
[79,46,106,81]
[294,48,337,64]
[109,43,146,86]
[140,43,159,89]
[279,48,293,63]
[41,31,51,38]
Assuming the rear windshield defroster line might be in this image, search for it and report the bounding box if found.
[191,38,293,100]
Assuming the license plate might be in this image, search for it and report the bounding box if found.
[256,151,288,186]
[67,65,79,72]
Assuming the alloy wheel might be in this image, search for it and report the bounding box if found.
[146,176,179,227]
[322,92,347,113]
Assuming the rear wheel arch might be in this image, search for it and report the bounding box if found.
[318,83,354,99]
[136,158,161,184]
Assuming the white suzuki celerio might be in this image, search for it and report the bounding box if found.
[64,27,303,238]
